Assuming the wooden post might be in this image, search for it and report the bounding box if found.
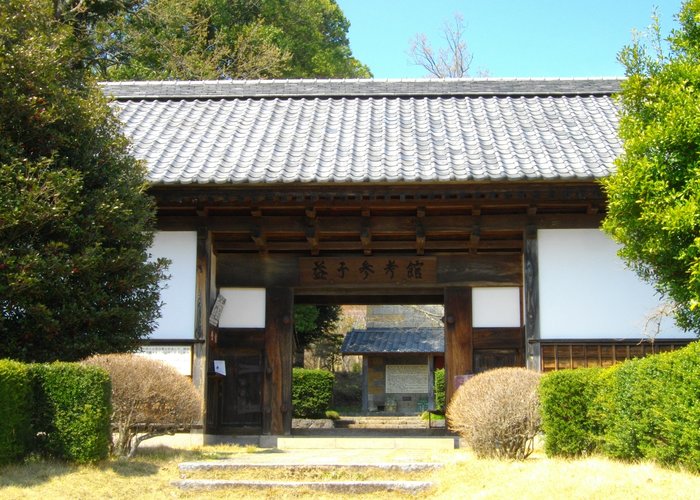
[428,354,435,409]
[263,288,294,435]
[361,356,369,414]
[193,228,211,432]
[444,287,473,403]
[524,226,541,372]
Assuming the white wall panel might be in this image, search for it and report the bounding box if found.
[472,287,521,327]
[137,346,192,376]
[538,229,691,339]
[148,231,197,339]
[218,288,266,328]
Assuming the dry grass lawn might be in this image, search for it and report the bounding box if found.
[1,444,699,499]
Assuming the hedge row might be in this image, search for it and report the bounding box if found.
[0,360,33,464]
[540,341,700,472]
[0,360,111,465]
[292,368,334,418]
[434,368,446,411]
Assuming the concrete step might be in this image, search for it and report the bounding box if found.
[179,461,442,473]
[171,479,433,493]
[334,416,429,429]
[173,442,446,494]
[276,436,457,450]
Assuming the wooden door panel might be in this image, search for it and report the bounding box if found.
[209,348,263,431]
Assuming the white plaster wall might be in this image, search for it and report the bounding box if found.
[148,231,197,339]
[137,346,192,376]
[538,229,692,339]
[218,288,266,328]
[472,287,521,327]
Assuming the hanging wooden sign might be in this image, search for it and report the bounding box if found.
[208,294,227,326]
[299,256,437,285]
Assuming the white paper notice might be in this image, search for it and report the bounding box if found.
[213,360,226,376]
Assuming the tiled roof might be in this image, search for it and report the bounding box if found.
[341,328,444,355]
[104,78,623,185]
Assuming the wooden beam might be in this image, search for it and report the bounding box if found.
[263,288,293,435]
[150,180,605,207]
[217,253,523,288]
[157,212,604,234]
[444,287,473,403]
[473,328,522,350]
[214,238,524,253]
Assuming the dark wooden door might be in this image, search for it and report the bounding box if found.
[209,348,264,431]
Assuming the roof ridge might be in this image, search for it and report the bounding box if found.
[101,77,623,100]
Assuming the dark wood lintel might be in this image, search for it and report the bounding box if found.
[156,213,604,233]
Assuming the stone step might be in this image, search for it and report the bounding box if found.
[179,461,442,474]
[171,479,433,493]
[276,436,457,450]
[334,416,436,429]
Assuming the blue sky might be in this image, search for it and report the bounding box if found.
[336,0,684,78]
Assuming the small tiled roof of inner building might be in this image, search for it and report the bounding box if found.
[341,327,444,355]
[102,78,623,186]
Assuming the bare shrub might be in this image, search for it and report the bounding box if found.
[447,367,541,459]
[83,354,201,458]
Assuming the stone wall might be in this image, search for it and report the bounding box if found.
[365,305,443,329]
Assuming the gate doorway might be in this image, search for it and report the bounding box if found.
[207,347,265,434]
[203,188,541,435]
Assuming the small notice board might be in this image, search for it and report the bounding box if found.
[385,364,429,393]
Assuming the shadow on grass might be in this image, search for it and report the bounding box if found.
[0,459,77,489]
[0,443,258,488]
[0,449,171,487]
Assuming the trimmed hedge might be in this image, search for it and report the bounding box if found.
[0,360,33,465]
[434,368,446,411]
[602,343,700,471]
[540,341,700,472]
[292,368,334,418]
[32,363,112,463]
[540,367,604,457]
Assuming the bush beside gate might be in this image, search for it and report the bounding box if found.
[0,360,111,464]
[292,368,334,418]
[540,341,700,472]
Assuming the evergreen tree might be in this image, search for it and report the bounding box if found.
[0,0,167,362]
[293,305,341,367]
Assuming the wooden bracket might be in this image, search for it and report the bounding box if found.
[469,226,481,253]
[251,226,267,254]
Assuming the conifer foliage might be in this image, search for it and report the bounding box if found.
[0,0,167,362]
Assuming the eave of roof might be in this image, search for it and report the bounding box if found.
[341,327,445,355]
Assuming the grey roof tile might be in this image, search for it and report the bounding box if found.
[341,328,444,355]
[105,78,622,185]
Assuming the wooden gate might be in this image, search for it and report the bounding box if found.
[207,347,264,432]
